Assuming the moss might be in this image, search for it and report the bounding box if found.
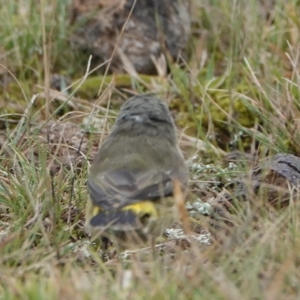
[73,74,166,99]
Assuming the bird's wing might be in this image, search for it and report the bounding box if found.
[87,168,182,211]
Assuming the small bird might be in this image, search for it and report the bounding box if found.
[85,94,188,247]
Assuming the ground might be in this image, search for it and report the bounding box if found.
[1,0,300,299]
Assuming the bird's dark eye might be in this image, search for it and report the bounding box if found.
[149,115,168,123]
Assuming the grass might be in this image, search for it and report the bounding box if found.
[1,0,300,299]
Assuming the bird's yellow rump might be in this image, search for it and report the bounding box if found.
[89,201,158,221]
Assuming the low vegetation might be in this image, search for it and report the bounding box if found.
[1,0,300,299]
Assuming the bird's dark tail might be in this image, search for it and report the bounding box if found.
[88,209,142,231]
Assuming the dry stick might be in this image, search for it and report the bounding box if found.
[173,179,191,237]
[40,0,50,129]
[40,0,58,256]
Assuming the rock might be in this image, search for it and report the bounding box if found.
[207,153,300,227]
[237,153,300,207]
[70,0,191,74]
[224,150,256,166]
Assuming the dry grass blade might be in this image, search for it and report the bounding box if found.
[174,178,191,237]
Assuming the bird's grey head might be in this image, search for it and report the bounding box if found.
[119,94,173,123]
[112,94,176,139]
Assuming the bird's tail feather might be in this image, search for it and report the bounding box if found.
[88,209,141,231]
